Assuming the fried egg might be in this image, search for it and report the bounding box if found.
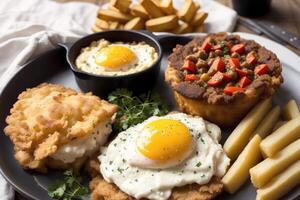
[99,113,230,200]
[128,118,195,169]
[75,39,158,76]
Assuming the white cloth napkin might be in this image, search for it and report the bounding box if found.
[0,0,237,199]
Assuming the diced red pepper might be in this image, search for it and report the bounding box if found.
[226,42,232,49]
[182,60,196,73]
[235,68,248,77]
[224,86,245,95]
[246,54,257,65]
[254,64,269,75]
[229,57,240,68]
[201,37,212,52]
[223,73,233,82]
[185,74,198,81]
[212,44,222,50]
[211,57,225,72]
[207,72,224,86]
[231,44,245,54]
[238,76,251,88]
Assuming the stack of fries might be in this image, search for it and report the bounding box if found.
[92,0,208,34]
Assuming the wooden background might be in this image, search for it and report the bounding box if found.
[16,0,299,199]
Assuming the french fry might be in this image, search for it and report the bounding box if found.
[171,22,192,34]
[260,116,300,157]
[194,2,201,10]
[95,18,109,30]
[272,120,287,131]
[249,106,281,139]
[191,11,208,26]
[109,21,120,30]
[222,135,262,194]
[146,15,178,32]
[124,17,144,30]
[223,98,272,160]
[250,138,300,188]
[91,26,103,33]
[194,24,205,32]
[140,0,165,18]
[256,160,300,200]
[159,0,176,15]
[98,9,133,23]
[282,99,300,120]
[131,4,149,19]
[110,0,131,13]
[177,0,198,23]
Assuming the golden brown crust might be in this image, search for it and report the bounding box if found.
[90,176,223,200]
[4,83,117,172]
[166,64,267,127]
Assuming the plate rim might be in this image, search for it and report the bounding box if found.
[1,32,300,200]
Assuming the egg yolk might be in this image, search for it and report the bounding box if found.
[95,45,136,68]
[137,119,192,162]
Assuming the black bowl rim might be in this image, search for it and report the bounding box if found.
[66,30,163,79]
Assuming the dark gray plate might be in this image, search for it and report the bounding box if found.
[0,34,299,200]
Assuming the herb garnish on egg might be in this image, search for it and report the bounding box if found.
[108,88,169,132]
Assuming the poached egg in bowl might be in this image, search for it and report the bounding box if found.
[99,113,230,200]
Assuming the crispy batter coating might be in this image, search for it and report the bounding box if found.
[90,176,223,200]
[4,83,117,172]
[88,159,223,200]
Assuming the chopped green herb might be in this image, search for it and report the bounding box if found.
[48,170,89,200]
[108,88,169,132]
[117,167,124,174]
[201,138,205,144]
[196,162,202,167]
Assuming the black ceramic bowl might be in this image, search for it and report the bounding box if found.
[60,30,163,97]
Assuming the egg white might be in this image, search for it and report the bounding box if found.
[99,113,230,200]
[75,39,158,76]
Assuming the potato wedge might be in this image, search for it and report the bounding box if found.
[159,0,176,15]
[110,0,131,13]
[141,0,165,18]
[194,2,201,10]
[171,22,192,34]
[222,135,262,194]
[250,138,300,188]
[91,25,103,33]
[282,99,300,120]
[260,116,300,157]
[191,11,208,26]
[98,9,133,23]
[124,17,144,30]
[250,106,281,139]
[177,0,198,23]
[131,4,149,19]
[109,21,120,30]
[256,160,300,200]
[194,24,205,32]
[95,18,109,30]
[223,98,272,160]
[146,15,178,32]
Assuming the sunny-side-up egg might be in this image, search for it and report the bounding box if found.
[99,113,230,200]
[75,39,158,76]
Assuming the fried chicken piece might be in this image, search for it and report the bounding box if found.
[89,175,223,200]
[4,83,117,172]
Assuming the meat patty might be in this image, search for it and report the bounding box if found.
[167,32,283,104]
